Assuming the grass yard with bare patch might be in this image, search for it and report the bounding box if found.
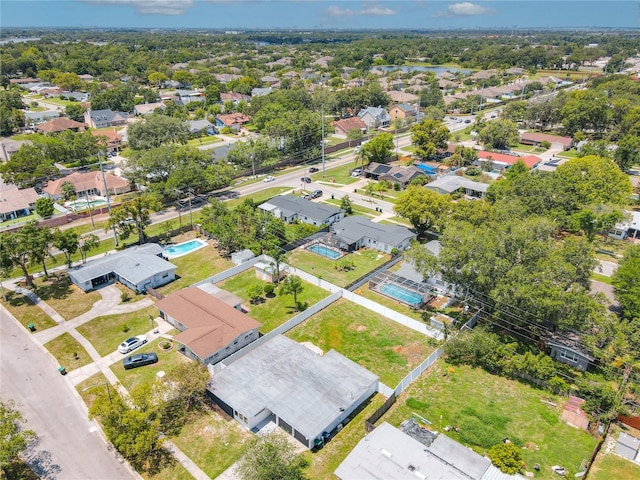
[287,298,437,387]
[217,269,330,333]
[382,362,598,479]
[286,248,390,287]
[1,291,58,331]
[170,410,253,479]
[77,305,158,356]
[44,332,93,371]
[34,273,101,320]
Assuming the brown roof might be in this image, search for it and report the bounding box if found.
[216,113,251,127]
[36,117,86,133]
[0,183,39,215]
[331,116,367,134]
[43,171,129,197]
[520,132,573,147]
[91,128,122,147]
[157,286,261,359]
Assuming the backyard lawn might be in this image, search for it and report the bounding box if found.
[44,332,93,371]
[286,248,390,287]
[77,305,158,356]
[287,298,438,387]
[217,269,330,333]
[170,410,253,479]
[110,338,190,392]
[156,241,233,295]
[588,448,640,480]
[34,273,101,320]
[324,199,381,218]
[382,362,598,479]
[0,291,58,331]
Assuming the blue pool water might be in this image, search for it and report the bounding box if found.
[380,283,423,306]
[308,244,342,260]
[164,239,207,258]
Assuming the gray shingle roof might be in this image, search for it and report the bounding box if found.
[260,194,342,223]
[426,176,489,194]
[331,216,415,247]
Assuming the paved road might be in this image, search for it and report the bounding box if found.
[0,312,137,480]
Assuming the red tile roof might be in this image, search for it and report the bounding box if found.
[477,150,541,169]
[43,171,129,197]
[520,132,573,147]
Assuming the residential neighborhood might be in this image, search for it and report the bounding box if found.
[0,13,639,480]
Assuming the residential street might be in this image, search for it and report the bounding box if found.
[0,310,138,480]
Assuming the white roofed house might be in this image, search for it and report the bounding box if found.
[609,210,640,241]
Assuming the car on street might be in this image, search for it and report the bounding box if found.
[456,119,463,123]
[263,175,276,182]
[301,176,311,183]
[310,189,323,199]
[118,334,148,354]
[309,167,319,173]
[123,352,158,370]
[354,145,362,153]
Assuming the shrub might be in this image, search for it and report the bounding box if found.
[263,284,275,296]
[488,442,523,474]
[540,140,551,149]
[120,291,130,303]
[122,324,130,333]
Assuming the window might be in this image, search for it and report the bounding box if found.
[560,350,579,362]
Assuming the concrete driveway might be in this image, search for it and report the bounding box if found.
[0,311,137,480]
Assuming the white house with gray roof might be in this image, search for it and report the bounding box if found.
[331,216,416,253]
[208,335,378,449]
[69,243,176,292]
[357,106,391,129]
[84,109,128,129]
[259,194,344,227]
[425,176,489,198]
[185,119,215,135]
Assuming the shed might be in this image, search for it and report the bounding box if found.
[615,432,640,461]
[231,249,255,266]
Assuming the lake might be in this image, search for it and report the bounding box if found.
[372,65,472,75]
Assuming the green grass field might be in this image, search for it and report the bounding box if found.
[44,332,93,371]
[186,136,222,147]
[0,291,58,331]
[34,273,101,320]
[382,362,598,478]
[587,452,640,480]
[324,198,382,217]
[226,186,295,209]
[77,305,158,357]
[286,247,390,287]
[312,163,360,185]
[217,269,330,333]
[111,338,190,392]
[287,298,437,386]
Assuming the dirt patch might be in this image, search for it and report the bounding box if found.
[393,343,426,365]
[355,325,367,332]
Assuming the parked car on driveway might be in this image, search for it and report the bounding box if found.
[118,335,148,354]
[263,175,275,183]
[301,176,311,183]
[351,168,362,177]
[310,189,323,199]
[123,352,158,370]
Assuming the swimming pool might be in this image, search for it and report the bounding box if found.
[379,283,423,307]
[308,243,343,260]
[164,239,208,258]
[65,198,108,212]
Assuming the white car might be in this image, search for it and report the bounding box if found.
[263,176,276,183]
[118,334,148,354]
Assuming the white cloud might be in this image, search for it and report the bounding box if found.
[83,0,195,16]
[432,2,497,18]
[326,3,395,17]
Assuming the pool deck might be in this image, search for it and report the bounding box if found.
[164,238,208,259]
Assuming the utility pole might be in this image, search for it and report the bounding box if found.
[98,151,118,247]
[321,108,326,178]
[84,190,95,228]
[188,187,193,226]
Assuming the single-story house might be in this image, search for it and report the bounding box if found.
[335,421,524,480]
[64,91,89,102]
[43,171,130,200]
[132,102,166,116]
[84,109,128,129]
[425,176,488,198]
[216,113,251,131]
[220,92,251,104]
[215,73,243,84]
[208,335,378,449]
[69,243,176,292]
[545,331,594,371]
[364,162,426,189]
[387,90,419,104]
[259,194,344,227]
[505,67,526,75]
[185,119,215,135]
[476,151,542,170]
[615,432,640,462]
[609,210,640,241]
[251,87,272,97]
[520,132,574,150]
[156,286,261,365]
[24,110,60,125]
[40,87,63,98]
[91,128,122,152]
[331,117,368,137]
[0,139,31,162]
[35,117,86,134]
[358,107,391,129]
[0,183,40,221]
[174,90,205,106]
[389,103,417,120]
[331,216,416,253]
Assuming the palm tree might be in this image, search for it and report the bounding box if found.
[280,275,304,310]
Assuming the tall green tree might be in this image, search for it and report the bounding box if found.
[478,120,519,150]
[280,275,304,311]
[35,197,55,218]
[107,194,162,244]
[127,114,189,150]
[394,186,451,236]
[235,431,308,480]
[359,132,394,166]
[0,400,37,476]
[612,245,640,321]
[53,228,79,267]
[410,119,450,160]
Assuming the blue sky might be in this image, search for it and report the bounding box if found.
[1,1,637,30]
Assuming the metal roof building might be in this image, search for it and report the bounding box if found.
[208,335,378,449]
